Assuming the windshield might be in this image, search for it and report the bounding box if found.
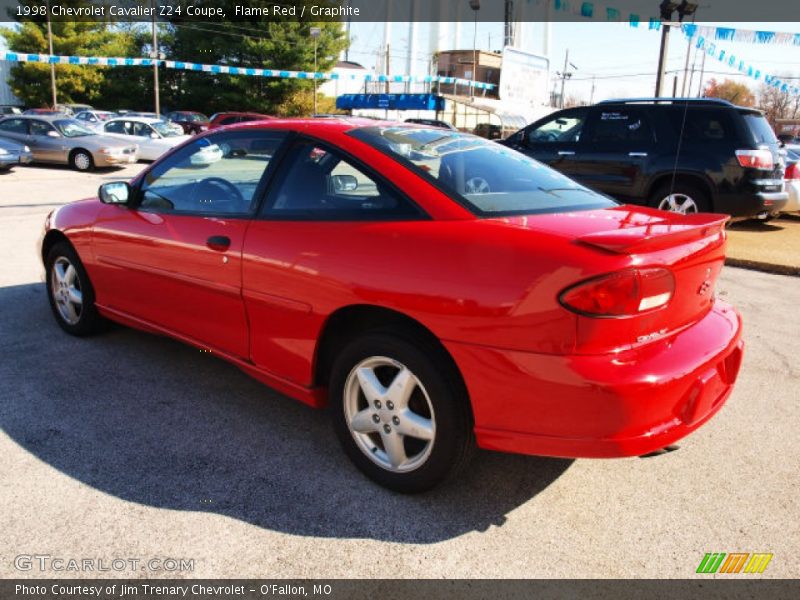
[187,113,209,123]
[53,119,95,137]
[151,121,181,137]
[349,126,616,216]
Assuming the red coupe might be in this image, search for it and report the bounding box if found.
[41,119,744,492]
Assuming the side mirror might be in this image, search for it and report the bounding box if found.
[98,181,131,205]
[46,130,61,138]
[331,174,358,192]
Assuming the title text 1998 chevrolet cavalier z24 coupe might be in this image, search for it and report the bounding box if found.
[41,119,744,492]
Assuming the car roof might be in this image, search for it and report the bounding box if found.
[221,116,399,134]
[15,114,72,122]
[106,116,165,124]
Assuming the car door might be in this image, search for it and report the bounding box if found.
[505,108,588,181]
[91,128,289,358]
[242,137,424,386]
[28,119,69,163]
[570,107,656,201]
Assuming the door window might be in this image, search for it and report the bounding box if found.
[585,110,654,144]
[30,120,55,136]
[133,122,153,137]
[138,130,287,215]
[263,140,421,219]
[526,109,587,144]
[104,121,126,134]
[0,118,28,134]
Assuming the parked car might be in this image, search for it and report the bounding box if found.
[74,110,117,132]
[165,111,210,134]
[404,118,457,130]
[23,108,65,116]
[102,117,191,161]
[209,111,275,129]
[40,119,743,492]
[473,122,503,139]
[502,98,788,219]
[0,105,23,115]
[0,136,33,171]
[55,103,93,116]
[781,145,800,214]
[0,115,138,170]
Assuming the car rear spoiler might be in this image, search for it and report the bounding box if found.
[576,214,729,254]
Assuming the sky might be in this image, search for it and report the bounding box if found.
[346,20,800,101]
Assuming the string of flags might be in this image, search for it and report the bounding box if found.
[0,51,496,91]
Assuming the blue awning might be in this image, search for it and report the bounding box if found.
[336,93,445,111]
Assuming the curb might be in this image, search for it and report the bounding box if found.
[725,258,800,277]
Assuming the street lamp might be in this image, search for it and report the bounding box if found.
[655,0,698,96]
[469,0,480,99]
[310,27,321,116]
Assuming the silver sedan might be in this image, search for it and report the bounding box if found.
[0,115,138,171]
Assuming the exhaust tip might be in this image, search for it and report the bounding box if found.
[639,444,680,458]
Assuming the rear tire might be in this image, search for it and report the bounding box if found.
[651,182,710,214]
[330,332,474,493]
[45,242,105,336]
[70,149,94,172]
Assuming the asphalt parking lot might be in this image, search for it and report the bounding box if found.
[1,164,798,579]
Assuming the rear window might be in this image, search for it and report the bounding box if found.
[742,113,778,145]
[349,126,616,217]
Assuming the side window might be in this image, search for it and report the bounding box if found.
[669,109,733,143]
[138,130,287,215]
[586,109,654,144]
[30,120,54,136]
[219,116,238,125]
[133,122,151,137]
[0,118,28,133]
[527,110,587,144]
[105,121,126,134]
[264,141,421,219]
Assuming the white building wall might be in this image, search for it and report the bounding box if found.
[0,61,22,106]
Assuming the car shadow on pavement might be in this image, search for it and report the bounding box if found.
[0,283,572,544]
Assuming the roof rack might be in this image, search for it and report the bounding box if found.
[597,97,735,107]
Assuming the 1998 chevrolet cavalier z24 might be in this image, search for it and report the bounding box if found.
[41,119,744,492]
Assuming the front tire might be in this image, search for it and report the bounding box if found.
[330,332,474,493]
[45,242,104,336]
[70,149,94,172]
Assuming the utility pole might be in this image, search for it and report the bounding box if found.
[680,34,692,96]
[151,3,160,116]
[696,48,707,97]
[672,74,679,97]
[654,22,671,97]
[310,27,321,116]
[590,75,596,104]
[469,0,480,99]
[557,49,576,109]
[46,0,57,108]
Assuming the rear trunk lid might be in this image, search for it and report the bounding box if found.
[494,205,729,354]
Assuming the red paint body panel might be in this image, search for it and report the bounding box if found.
[42,118,745,459]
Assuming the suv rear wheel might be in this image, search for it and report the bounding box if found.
[652,182,710,214]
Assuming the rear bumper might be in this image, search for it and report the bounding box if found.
[718,183,788,217]
[446,301,743,458]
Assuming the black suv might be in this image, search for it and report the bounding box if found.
[502,98,787,218]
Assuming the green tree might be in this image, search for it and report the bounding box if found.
[1,2,141,107]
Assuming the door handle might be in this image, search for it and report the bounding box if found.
[206,235,231,251]
[558,151,575,156]
[628,152,648,157]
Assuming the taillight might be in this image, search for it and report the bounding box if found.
[785,162,799,180]
[559,268,675,317]
[735,149,774,170]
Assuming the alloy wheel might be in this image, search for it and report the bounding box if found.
[50,256,83,325]
[658,193,698,214]
[343,356,436,473]
[73,152,92,171]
